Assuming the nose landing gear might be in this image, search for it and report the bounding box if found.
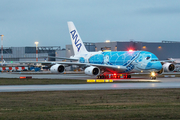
[150,72,156,80]
[151,76,156,80]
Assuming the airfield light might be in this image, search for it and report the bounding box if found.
[19,76,26,79]
[35,41,39,61]
[142,46,146,49]
[158,46,162,49]
[128,49,133,52]
[151,72,155,77]
[113,73,117,79]
[0,35,4,61]
[105,40,110,43]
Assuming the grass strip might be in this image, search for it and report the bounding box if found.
[0,88,180,119]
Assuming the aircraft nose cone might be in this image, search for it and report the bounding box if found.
[152,62,162,70]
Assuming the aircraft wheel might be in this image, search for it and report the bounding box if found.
[127,75,129,78]
[151,76,156,80]
[117,75,120,79]
[102,75,105,79]
[128,75,131,79]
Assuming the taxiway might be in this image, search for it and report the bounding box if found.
[0,72,180,92]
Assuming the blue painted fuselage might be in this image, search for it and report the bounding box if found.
[79,51,162,73]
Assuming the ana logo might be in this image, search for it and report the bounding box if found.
[70,30,82,52]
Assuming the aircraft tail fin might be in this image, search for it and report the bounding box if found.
[67,21,88,56]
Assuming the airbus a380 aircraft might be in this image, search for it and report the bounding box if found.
[22,21,175,79]
[49,21,175,79]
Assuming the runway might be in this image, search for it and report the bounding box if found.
[0,82,180,92]
[0,72,180,92]
[1,72,180,81]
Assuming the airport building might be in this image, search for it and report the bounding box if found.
[67,41,180,60]
[1,46,63,62]
[1,43,95,62]
[1,41,180,62]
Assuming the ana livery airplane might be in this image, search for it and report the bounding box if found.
[21,21,175,79]
[51,21,176,79]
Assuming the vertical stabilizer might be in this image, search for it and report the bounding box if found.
[67,21,88,55]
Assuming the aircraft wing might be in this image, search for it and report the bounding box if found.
[19,61,88,67]
[39,56,78,61]
[19,61,127,72]
[159,60,175,63]
[54,62,127,72]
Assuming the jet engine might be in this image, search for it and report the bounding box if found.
[162,63,175,72]
[85,66,100,76]
[50,64,65,73]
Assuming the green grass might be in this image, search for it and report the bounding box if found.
[0,78,156,85]
[0,78,87,85]
[0,89,180,119]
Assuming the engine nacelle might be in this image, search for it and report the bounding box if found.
[85,66,100,76]
[163,63,175,72]
[50,64,65,73]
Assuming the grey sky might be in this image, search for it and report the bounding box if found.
[0,0,180,48]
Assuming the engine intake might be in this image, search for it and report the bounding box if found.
[85,66,100,76]
[50,64,65,73]
[163,63,175,72]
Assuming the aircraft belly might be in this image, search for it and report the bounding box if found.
[105,68,125,73]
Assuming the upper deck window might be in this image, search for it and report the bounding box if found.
[146,56,150,60]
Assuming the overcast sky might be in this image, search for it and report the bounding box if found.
[0,0,180,48]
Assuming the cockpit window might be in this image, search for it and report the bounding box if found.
[151,59,158,62]
[146,56,150,60]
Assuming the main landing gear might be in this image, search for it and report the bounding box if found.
[123,75,131,79]
[97,74,131,79]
